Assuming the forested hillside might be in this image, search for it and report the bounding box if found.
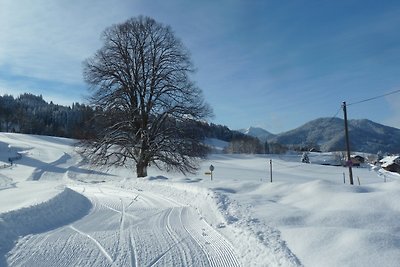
[0,94,259,152]
[0,94,94,139]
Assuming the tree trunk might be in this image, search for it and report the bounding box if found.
[136,161,148,177]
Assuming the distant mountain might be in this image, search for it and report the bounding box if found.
[238,126,275,143]
[269,118,400,154]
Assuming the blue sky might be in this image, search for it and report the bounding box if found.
[1,0,400,133]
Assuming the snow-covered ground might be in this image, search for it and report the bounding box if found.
[0,133,399,266]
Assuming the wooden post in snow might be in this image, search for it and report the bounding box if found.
[270,159,273,183]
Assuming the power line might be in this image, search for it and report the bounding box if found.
[347,89,400,106]
[327,106,342,124]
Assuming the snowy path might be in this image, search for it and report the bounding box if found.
[6,185,241,267]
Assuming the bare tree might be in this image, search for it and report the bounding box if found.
[81,16,212,177]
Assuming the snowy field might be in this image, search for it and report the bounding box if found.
[0,133,399,267]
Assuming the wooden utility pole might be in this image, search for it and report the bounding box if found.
[342,101,354,185]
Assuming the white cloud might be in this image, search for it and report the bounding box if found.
[0,0,140,85]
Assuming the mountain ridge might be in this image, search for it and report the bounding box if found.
[241,118,400,154]
[237,126,275,142]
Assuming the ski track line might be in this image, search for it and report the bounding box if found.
[56,234,76,264]
[69,225,114,264]
[166,207,193,266]
[112,197,138,267]
[148,208,191,267]
[148,208,176,267]
[129,231,138,267]
[131,211,166,266]
[181,207,241,267]
[118,198,125,248]
[178,207,213,266]
[177,207,212,267]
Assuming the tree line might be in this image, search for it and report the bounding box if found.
[0,93,264,151]
[0,93,95,139]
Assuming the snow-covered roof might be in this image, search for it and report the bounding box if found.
[379,155,400,167]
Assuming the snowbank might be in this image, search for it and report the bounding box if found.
[266,180,400,267]
[0,187,92,264]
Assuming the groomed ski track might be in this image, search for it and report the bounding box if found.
[6,185,241,267]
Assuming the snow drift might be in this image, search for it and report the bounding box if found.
[0,188,91,265]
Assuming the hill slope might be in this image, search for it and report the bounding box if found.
[269,118,400,153]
